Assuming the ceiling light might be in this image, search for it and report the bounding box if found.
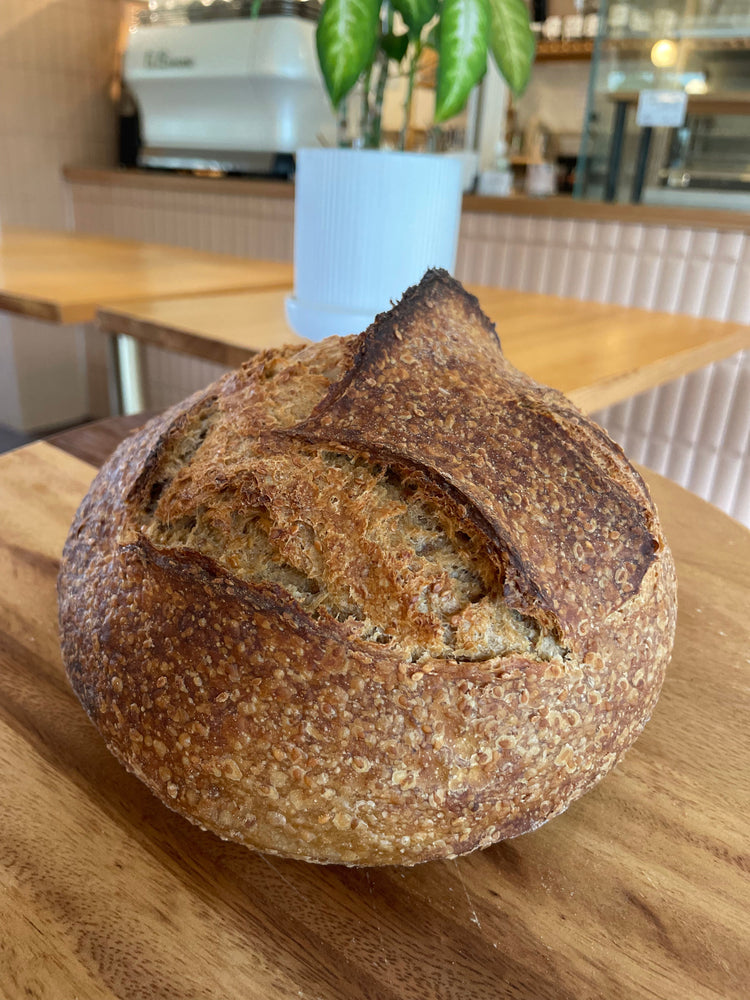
[651,39,678,69]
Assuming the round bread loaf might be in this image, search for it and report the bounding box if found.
[58,271,677,866]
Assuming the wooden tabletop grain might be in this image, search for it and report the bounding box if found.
[1,419,748,1000]
[96,285,750,413]
[0,228,293,324]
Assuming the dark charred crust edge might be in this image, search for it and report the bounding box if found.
[382,267,502,348]
[301,269,501,422]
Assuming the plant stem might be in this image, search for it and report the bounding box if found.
[367,2,393,149]
[370,50,389,148]
[360,64,372,148]
[336,98,348,148]
[399,39,421,152]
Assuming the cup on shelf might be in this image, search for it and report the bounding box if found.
[583,13,599,37]
[525,162,557,198]
[563,14,584,40]
[541,15,562,40]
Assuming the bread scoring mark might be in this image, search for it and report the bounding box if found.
[141,446,566,665]
[128,395,221,516]
[290,270,659,650]
[120,319,566,666]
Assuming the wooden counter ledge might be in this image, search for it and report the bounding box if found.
[64,165,750,233]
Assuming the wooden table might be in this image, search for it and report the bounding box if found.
[0,228,293,324]
[0,227,293,413]
[1,418,748,1000]
[97,285,750,414]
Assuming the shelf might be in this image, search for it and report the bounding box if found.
[536,39,594,61]
[63,167,750,234]
[603,35,750,52]
[605,25,750,42]
[529,29,750,62]
[605,90,750,115]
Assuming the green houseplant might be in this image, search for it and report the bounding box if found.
[316,0,535,147]
[285,0,535,343]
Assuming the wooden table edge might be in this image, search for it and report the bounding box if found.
[568,328,750,412]
[0,291,65,323]
[97,286,300,368]
[3,284,293,328]
[96,308,253,367]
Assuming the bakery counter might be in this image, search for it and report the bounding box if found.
[64,165,750,232]
[63,166,295,202]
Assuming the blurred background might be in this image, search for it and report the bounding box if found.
[0,0,749,526]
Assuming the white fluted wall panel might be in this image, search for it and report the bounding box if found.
[71,183,294,259]
[68,180,750,527]
[455,215,749,320]
[594,354,750,527]
[143,346,230,415]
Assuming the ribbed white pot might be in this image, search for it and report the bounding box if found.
[286,148,463,341]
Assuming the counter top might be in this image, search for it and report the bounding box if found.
[64,166,750,233]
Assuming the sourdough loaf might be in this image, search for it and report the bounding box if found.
[58,270,677,866]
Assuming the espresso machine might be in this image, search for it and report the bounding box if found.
[123,0,336,176]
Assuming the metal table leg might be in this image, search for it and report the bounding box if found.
[604,101,628,202]
[116,334,146,416]
[631,126,653,203]
[106,333,146,416]
[105,333,124,416]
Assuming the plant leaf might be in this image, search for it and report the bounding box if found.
[316,0,381,108]
[487,0,535,96]
[435,0,488,123]
[382,30,410,63]
[391,0,438,36]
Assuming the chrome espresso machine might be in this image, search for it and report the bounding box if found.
[124,0,336,176]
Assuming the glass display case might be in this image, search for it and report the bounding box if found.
[575,0,750,209]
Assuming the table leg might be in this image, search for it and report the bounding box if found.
[631,126,653,203]
[105,334,123,416]
[116,334,146,416]
[604,101,628,202]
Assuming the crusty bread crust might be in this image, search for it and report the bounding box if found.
[58,271,677,865]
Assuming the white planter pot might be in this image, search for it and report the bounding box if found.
[286,148,463,341]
